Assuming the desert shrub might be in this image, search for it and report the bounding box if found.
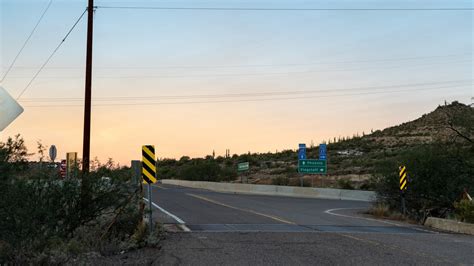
[265,161,274,168]
[92,158,131,182]
[272,176,289,186]
[269,168,286,175]
[237,154,259,165]
[454,200,474,223]
[359,179,377,191]
[220,166,238,181]
[368,203,391,217]
[0,134,29,180]
[337,178,355,190]
[269,166,297,177]
[288,177,311,187]
[372,143,474,220]
[178,161,221,181]
[0,177,138,259]
[0,136,149,263]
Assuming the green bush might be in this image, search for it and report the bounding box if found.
[337,178,355,190]
[359,180,377,191]
[178,161,221,181]
[0,134,29,179]
[220,167,238,181]
[454,200,474,223]
[372,143,474,220]
[0,136,147,263]
[0,177,140,262]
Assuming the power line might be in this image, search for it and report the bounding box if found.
[0,0,53,84]
[4,53,471,70]
[21,85,471,107]
[16,8,87,100]
[97,6,474,11]
[8,59,471,80]
[17,80,472,102]
[20,83,472,107]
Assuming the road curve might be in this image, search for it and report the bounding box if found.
[145,184,474,265]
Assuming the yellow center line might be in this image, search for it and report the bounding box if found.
[186,193,295,225]
[152,184,169,189]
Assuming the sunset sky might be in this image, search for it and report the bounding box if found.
[1,0,472,165]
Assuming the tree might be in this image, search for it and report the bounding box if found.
[37,140,46,163]
[0,134,30,180]
[373,143,474,220]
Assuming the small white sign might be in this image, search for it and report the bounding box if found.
[49,145,57,162]
[0,87,24,131]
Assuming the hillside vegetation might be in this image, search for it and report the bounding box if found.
[157,101,474,190]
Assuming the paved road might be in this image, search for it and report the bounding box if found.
[144,184,474,265]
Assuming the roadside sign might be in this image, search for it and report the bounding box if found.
[142,145,157,184]
[141,146,157,233]
[49,145,57,162]
[0,87,24,131]
[60,159,67,178]
[319,143,327,160]
[238,162,250,171]
[66,152,77,178]
[298,159,326,174]
[298,143,306,160]
[399,166,407,190]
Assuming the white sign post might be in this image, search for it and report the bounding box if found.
[49,145,57,162]
[0,87,24,131]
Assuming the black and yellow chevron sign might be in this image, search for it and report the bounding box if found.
[142,145,157,184]
[399,165,407,190]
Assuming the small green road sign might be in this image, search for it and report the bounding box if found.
[298,159,326,174]
[238,162,249,171]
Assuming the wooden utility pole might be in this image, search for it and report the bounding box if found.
[81,0,94,211]
[82,0,94,174]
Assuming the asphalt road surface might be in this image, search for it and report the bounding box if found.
[143,184,474,265]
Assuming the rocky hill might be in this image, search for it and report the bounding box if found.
[369,101,473,147]
[242,101,474,188]
[159,101,473,189]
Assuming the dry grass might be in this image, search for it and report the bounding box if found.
[368,203,391,218]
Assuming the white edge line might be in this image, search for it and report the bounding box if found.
[143,197,191,232]
[324,208,440,234]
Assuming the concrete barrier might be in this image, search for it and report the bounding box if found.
[425,217,474,235]
[161,179,376,202]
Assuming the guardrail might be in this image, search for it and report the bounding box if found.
[161,179,376,202]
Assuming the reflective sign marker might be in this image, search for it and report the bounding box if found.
[399,166,407,190]
[142,145,157,184]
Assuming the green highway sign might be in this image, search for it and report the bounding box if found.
[298,159,326,174]
[238,162,249,171]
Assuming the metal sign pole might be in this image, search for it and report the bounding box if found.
[142,145,157,234]
[401,191,406,216]
[148,183,153,233]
